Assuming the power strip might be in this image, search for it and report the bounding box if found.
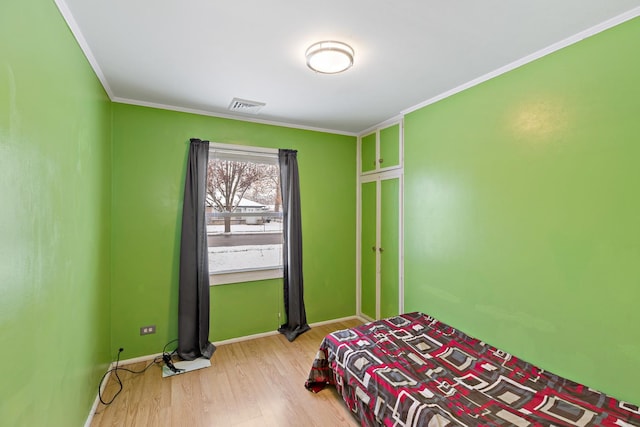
[162,357,211,377]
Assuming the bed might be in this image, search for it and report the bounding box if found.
[305,312,640,426]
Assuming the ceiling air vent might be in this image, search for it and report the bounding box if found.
[228,98,266,114]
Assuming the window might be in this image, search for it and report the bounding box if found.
[206,143,282,284]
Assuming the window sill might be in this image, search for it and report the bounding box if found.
[209,267,283,286]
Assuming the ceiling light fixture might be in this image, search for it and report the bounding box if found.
[305,41,354,74]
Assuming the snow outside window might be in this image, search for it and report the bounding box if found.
[206,143,283,285]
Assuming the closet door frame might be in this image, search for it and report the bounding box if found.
[356,169,404,320]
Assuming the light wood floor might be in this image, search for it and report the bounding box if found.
[91,319,362,426]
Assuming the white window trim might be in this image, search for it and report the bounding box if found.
[209,142,278,164]
[210,267,283,286]
[207,142,283,286]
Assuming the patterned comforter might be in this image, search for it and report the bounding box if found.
[305,312,640,426]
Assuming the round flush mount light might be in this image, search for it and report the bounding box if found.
[305,41,354,74]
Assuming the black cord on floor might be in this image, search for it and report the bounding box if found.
[163,338,179,357]
[97,344,169,406]
[161,338,183,374]
[98,348,125,405]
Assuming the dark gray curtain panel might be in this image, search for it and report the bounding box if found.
[178,138,216,360]
[277,149,310,341]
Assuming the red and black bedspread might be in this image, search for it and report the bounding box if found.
[305,312,640,426]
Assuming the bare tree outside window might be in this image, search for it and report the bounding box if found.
[206,160,280,233]
[205,148,283,277]
[245,164,281,214]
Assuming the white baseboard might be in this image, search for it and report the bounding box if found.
[212,329,280,346]
[84,314,362,424]
[84,362,113,427]
[84,354,160,426]
[357,313,375,323]
[205,315,364,347]
[310,315,362,327]
[116,352,164,366]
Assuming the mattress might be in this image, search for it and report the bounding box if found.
[305,312,640,426]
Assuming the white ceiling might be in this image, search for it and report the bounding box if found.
[57,1,640,135]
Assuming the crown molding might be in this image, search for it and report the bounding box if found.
[111,97,358,136]
[54,0,115,99]
[401,6,640,117]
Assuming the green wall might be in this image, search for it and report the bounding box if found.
[5,0,634,422]
[404,17,640,404]
[111,103,356,357]
[0,0,112,425]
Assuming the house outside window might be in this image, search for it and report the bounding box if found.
[206,143,282,285]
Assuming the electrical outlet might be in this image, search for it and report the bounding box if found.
[140,325,156,335]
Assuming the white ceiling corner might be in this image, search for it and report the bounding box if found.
[55,0,640,135]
